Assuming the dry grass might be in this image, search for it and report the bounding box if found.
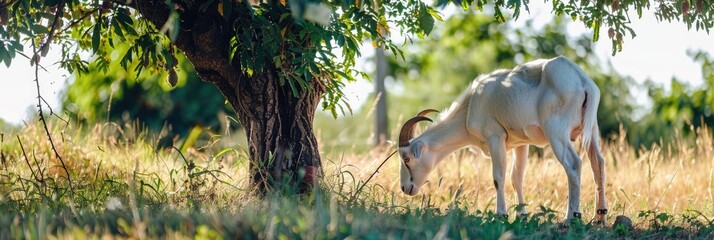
[317,116,714,225]
[0,121,254,212]
[1,117,713,238]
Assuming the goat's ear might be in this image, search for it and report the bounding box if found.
[411,141,426,159]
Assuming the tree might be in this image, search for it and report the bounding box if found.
[0,118,15,133]
[0,0,440,194]
[630,50,714,148]
[0,0,710,194]
[373,46,389,146]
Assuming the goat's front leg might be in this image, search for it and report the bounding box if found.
[487,134,508,218]
[511,145,528,216]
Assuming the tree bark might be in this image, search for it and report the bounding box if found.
[135,1,323,194]
[232,69,325,194]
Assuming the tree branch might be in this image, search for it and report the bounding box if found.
[55,7,101,37]
[39,0,65,58]
[32,43,74,194]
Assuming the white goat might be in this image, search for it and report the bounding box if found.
[397,56,607,222]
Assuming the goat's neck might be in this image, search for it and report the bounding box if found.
[417,113,470,163]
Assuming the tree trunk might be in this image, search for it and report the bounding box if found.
[230,69,325,194]
[374,46,389,146]
[134,1,324,195]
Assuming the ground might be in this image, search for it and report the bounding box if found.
[0,121,713,238]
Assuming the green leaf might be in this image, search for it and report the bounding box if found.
[92,22,101,53]
[161,48,173,68]
[117,15,138,36]
[6,44,15,59]
[112,20,125,40]
[222,0,232,20]
[0,44,9,68]
[31,24,49,34]
[273,55,282,68]
[116,8,134,26]
[419,7,435,35]
[287,75,300,97]
[120,46,134,70]
[508,0,522,19]
[591,18,601,42]
[10,41,23,52]
[335,70,350,80]
[461,0,471,10]
[494,6,505,23]
[426,7,444,22]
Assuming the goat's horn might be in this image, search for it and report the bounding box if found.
[398,116,433,147]
[416,109,440,117]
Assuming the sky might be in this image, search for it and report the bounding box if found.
[0,49,67,124]
[1,2,713,124]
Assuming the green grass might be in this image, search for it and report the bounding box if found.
[1,121,714,239]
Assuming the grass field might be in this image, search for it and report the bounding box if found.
[1,119,713,239]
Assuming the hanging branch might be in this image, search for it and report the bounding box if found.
[38,0,66,57]
[32,43,73,193]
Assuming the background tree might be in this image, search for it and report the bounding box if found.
[63,41,234,147]
[0,118,14,133]
[630,50,714,148]
[373,46,389,146]
[0,0,711,194]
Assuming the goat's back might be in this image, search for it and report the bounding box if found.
[463,56,596,148]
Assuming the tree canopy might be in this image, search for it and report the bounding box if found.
[0,0,442,115]
[1,0,710,93]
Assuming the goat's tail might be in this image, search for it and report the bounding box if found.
[580,80,601,150]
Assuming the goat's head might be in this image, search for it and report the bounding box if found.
[397,109,439,196]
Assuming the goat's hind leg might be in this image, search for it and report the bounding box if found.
[544,120,583,220]
[587,124,608,224]
[511,145,529,216]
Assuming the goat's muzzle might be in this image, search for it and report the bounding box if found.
[401,183,416,195]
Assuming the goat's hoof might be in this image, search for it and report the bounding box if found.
[596,209,608,215]
[592,209,608,226]
[572,212,582,219]
[496,214,509,220]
